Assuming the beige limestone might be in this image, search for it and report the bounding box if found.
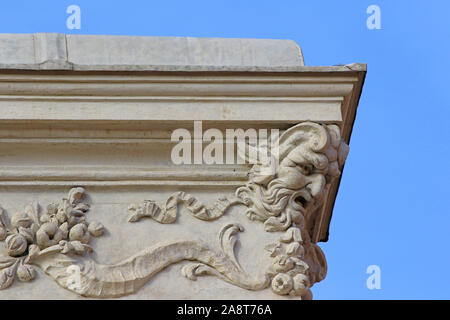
[0,33,365,299]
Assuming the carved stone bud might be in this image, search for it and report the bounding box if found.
[56,209,67,224]
[69,223,90,244]
[36,222,64,249]
[0,227,7,241]
[5,234,27,257]
[10,212,32,229]
[17,264,35,282]
[60,222,69,239]
[88,221,104,237]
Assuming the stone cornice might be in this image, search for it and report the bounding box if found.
[0,34,365,299]
[0,65,365,243]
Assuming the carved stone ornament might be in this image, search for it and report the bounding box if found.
[0,121,348,299]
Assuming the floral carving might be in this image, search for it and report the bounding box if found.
[0,187,104,290]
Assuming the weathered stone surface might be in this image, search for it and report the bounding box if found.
[0,33,304,71]
[0,33,365,299]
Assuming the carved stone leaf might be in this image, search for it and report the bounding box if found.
[24,202,40,227]
[286,242,301,256]
[0,208,8,240]
[71,240,93,255]
[181,263,219,281]
[0,264,16,290]
[0,207,6,228]
[0,256,16,270]
[0,228,6,241]
[265,243,281,257]
[264,214,292,232]
[218,223,244,270]
[280,227,302,243]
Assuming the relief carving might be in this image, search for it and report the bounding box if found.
[0,187,103,290]
[0,121,348,299]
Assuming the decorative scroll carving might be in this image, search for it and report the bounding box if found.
[0,121,348,299]
[127,191,243,223]
[27,223,269,298]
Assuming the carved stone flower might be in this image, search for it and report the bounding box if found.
[271,273,293,295]
[36,222,65,249]
[41,203,64,225]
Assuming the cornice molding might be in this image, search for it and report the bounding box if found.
[0,122,348,299]
[0,34,365,298]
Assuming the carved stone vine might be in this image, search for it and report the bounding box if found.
[0,121,348,299]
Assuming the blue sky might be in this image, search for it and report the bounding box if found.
[1,0,449,299]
